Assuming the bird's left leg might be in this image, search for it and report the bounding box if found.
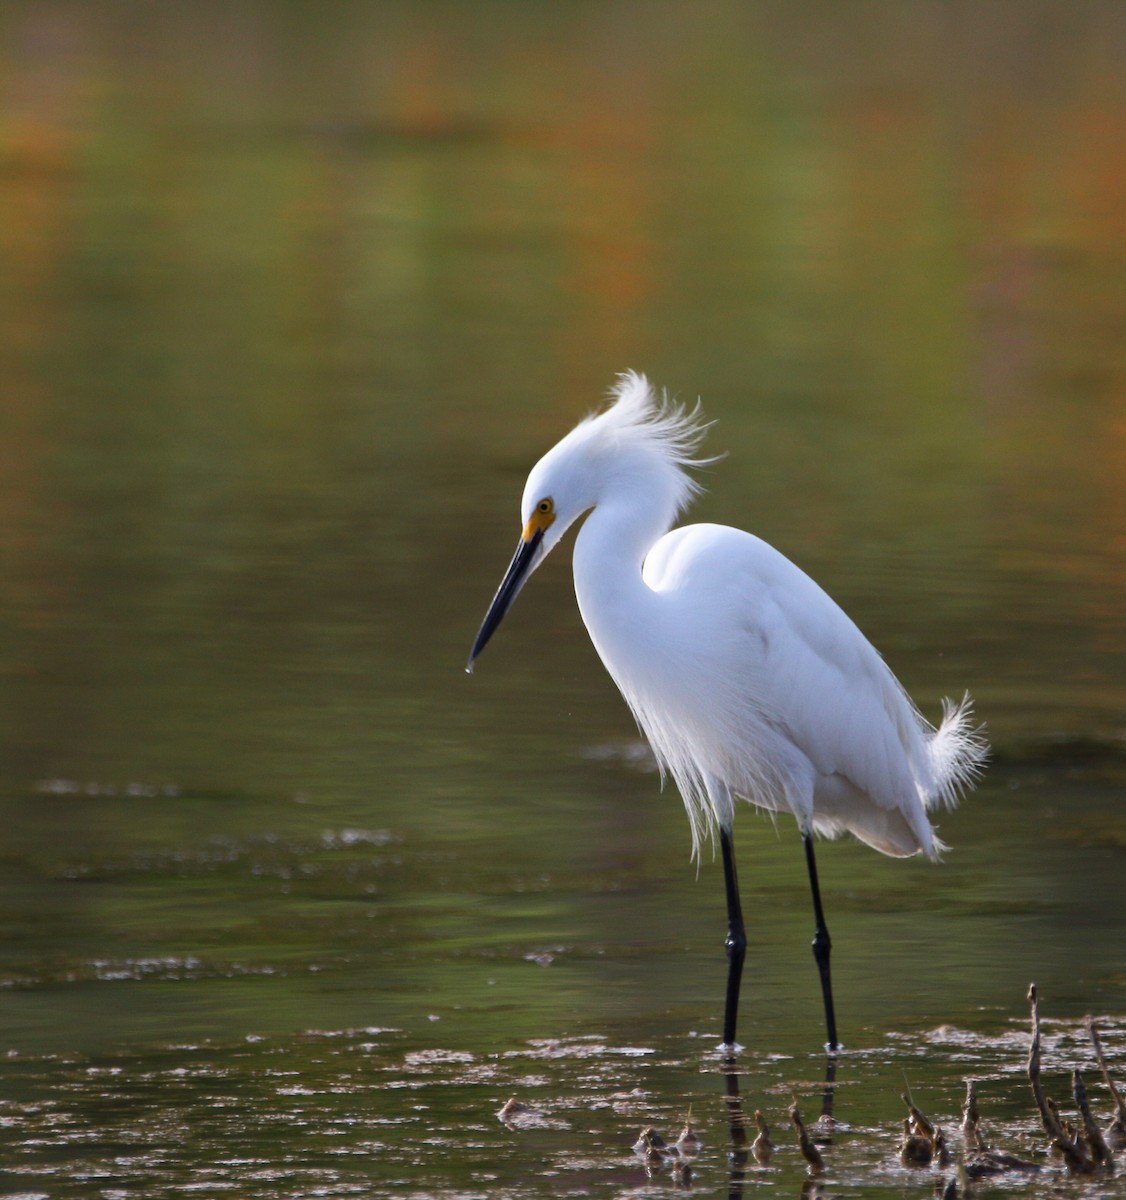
[719,824,746,1052]
[803,833,840,1053]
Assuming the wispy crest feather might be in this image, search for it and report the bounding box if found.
[577,371,718,518]
[603,370,715,464]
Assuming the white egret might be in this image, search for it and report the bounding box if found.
[468,372,986,1052]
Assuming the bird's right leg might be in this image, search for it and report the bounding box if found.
[803,833,840,1053]
[719,825,746,1052]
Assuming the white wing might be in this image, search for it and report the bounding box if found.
[643,524,939,857]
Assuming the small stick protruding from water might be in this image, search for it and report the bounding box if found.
[496,1097,534,1127]
[789,1100,825,1174]
[632,1126,668,1163]
[959,1069,1041,1179]
[1073,1069,1115,1168]
[1089,1018,1126,1147]
[1027,984,1095,1172]
[899,1125,933,1168]
[899,1091,947,1168]
[751,1109,774,1165]
[961,1079,986,1151]
[676,1119,701,1156]
[901,1092,937,1142]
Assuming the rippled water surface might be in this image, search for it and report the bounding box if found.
[2,1016,1126,1197]
[2,2,1125,1196]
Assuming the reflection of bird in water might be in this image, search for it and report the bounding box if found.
[469,372,987,1051]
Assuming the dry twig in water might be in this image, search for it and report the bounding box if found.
[789,1099,825,1174]
[751,1110,774,1165]
[961,1079,986,1152]
[1027,984,1109,1174]
[1089,1018,1126,1148]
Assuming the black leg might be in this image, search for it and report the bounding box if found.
[803,833,840,1052]
[720,826,746,1051]
[820,1053,837,1125]
[722,1057,750,1192]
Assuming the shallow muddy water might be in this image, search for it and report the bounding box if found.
[1,1011,1125,1198]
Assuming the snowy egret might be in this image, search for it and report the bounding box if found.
[467,372,986,1052]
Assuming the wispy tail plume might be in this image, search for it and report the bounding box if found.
[928,692,988,810]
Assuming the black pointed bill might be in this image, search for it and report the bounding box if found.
[467,526,544,670]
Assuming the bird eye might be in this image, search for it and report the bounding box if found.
[537,499,553,515]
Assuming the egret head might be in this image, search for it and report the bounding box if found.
[467,371,713,670]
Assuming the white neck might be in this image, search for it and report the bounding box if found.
[571,491,672,679]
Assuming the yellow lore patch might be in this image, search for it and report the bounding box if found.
[521,497,555,542]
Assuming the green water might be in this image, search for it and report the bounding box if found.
[1,2,1125,1195]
